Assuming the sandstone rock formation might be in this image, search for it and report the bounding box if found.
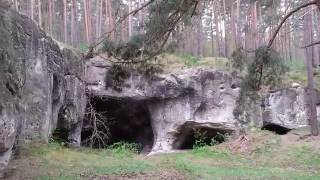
[86,57,320,153]
[262,86,320,130]
[86,57,241,153]
[0,7,86,174]
[1,4,320,175]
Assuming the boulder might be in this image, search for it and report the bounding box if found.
[263,86,320,129]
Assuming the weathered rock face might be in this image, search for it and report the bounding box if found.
[0,7,86,173]
[262,86,320,129]
[86,57,241,153]
[86,57,320,153]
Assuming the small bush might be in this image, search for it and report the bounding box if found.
[101,35,146,60]
[101,40,116,56]
[178,54,200,67]
[192,129,207,149]
[105,64,130,91]
[286,59,306,72]
[210,132,226,146]
[192,129,227,150]
[108,141,141,156]
[78,43,89,54]
[165,41,179,53]
[231,48,247,72]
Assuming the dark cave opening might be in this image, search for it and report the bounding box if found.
[51,74,68,142]
[173,125,229,150]
[52,105,76,143]
[261,123,291,135]
[81,97,154,153]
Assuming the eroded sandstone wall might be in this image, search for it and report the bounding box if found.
[86,57,241,153]
[86,56,320,153]
[0,7,86,173]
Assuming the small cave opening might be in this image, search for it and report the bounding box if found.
[81,97,154,153]
[261,123,291,135]
[52,104,77,143]
[173,125,230,150]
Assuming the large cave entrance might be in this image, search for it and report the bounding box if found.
[261,123,291,135]
[82,97,154,153]
[173,124,231,150]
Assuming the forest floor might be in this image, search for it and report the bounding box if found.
[4,128,320,180]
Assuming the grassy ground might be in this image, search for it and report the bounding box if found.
[283,59,320,90]
[158,54,230,73]
[5,130,320,180]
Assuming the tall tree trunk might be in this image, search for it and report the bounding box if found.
[210,2,215,56]
[38,0,41,28]
[304,12,319,136]
[95,0,100,40]
[14,0,19,11]
[223,0,228,57]
[97,0,103,39]
[63,0,68,43]
[106,0,114,40]
[231,0,236,52]
[285,0,293,61]
[128,0,133,38]
[250,1,257,50]
[196,16,203,57]
[317,10,320,66]
[48,0,53,34]
[138,0,144,32]
[84,0,92,43]
[71,0,77,45]
[214,0,221,56]
[30,0,34,20]
[235,0,241,48]
[311,9,317,67]
[105,0,109,33]
[84,0,89,43]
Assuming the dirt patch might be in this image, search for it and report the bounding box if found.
[88,171,188,180]
[281,129,320,150]
[219,131,280,154]
[221,128,320,155]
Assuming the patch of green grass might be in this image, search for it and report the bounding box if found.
[159,53,229,72]
[286,145,320,166]
[107,141,141,157]
[286,59,306,72]
[14,142,153,179]
[8,131,320,179]
[36,175,79,180]
[177,54,200,67]
[282,59,320,90]
[170,145,320,180]
[77,43,89,54]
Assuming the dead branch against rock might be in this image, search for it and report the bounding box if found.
[82,100,112,148]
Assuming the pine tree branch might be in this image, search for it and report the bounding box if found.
[85,0,156,59]
[268,0,318,48]
[302,40,320,48]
